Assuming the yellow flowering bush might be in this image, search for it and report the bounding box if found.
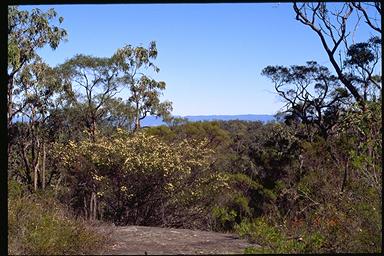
[54,129,227,227]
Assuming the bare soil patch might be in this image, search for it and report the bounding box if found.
[101,225,258,255]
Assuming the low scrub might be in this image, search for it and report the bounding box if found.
[8,180,109,255]
[235,218,325,254]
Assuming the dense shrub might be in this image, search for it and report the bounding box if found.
[8,180,109,255]
[9,106,381,253]
[146,102,382,253]
[53,129,230,229]
[236,218,327,253]
[213,103,382,253]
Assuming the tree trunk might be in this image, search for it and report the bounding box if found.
[99,201,103,220]
[91,117,97,142]
[135,113,140,131]
[341,161,349,192]
[33,127,41,191]
[161,199,166,226]
[93,193,97,220]
[89,193,93,221]
[7,77,13,156]
[89,192,97,221]
[84,196,88,219]
[20,142,33,185]
[55,174,63,191]
[134,100,140,131]
[33,161,39,191]
[42,142,46,190]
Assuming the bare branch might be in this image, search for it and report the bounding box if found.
[351,2,382,33]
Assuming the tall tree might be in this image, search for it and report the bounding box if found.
[10,58,61,191]
[7,6,67,127]
[344,36,381,101]
[292,2,381,109]
[113,41,172,131]
[103,97,136,132]
[57,54,120,141]
[350,2,381,33]
[262,61,351,139]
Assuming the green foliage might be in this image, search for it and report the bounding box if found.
[146,125,175,140]
[7,4,382,255]
[54,129,227,227]
[8,181,108,255]
[262,61,350,138]
[211,206,237,231]
[7,6,68,192]
[211,105,381,254]
[103,97,135,131]
[236,218,326,254]
[235,218,283,249]
[8,6,67,72]
[8,179,28,198]
[113,41,172,130]
[56,54,122,140]
[339,101,382,193]
[243,246,260,254]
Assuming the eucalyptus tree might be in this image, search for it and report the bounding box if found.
[343,36,381,101]
[350,2,381,33]
[262,61,351,139]
[290,3,382,199]
[292,2,381,110]
[113,41,172,131]
[57,54,121,141]
[10,58,62,191]
[103,97,136,132]
[7,6,67,127]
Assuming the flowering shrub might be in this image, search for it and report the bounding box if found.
[54,129,228,227]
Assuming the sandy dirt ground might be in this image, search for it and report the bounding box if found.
[101,225,258,255]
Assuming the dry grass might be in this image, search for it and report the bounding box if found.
[8,181,111,255]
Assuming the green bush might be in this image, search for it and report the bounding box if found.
[54,130,227,228]
[211,206,237,231]
[235,218,283,249]
[8,181,108,255]
[236,218,326,254]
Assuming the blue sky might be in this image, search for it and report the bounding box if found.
[20,3,379,116]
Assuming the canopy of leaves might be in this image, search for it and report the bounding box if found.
[8,6,67,75]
